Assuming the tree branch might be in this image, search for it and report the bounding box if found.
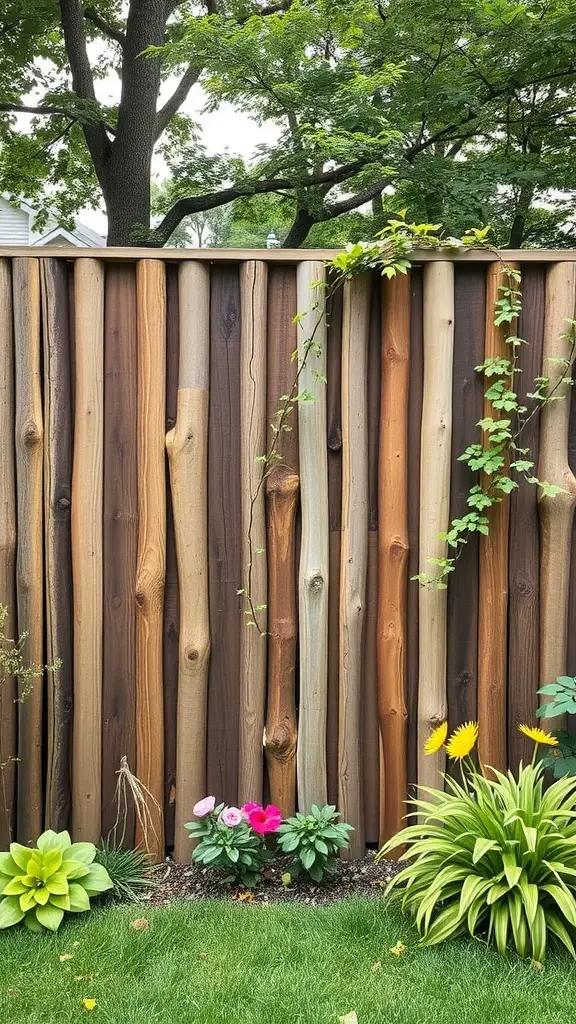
[58,0,112,174]
[83,6,126,47]
[154,63,203,139]
[0,101,116,135]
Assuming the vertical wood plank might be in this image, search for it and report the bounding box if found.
[378,272,410,846]
[102,264,138,843]
[13,258,44,844]
[167,262,211,862]
[163,264,180,846]
[0,259,16,846]
[568,371,576,685]
[41,258,73,833]
[364,276,381,845]
[418,262,454,791]
[297,261,329,810]
[265,267,299,816]
[478,263,518,771]
[238,261,268,806]
[136,259,166,861]
[207,268,242,803]
[407,270,423,794]
[339,273,370,859]
[326,285,343,807]
[509,267,544,765]
[538,263,576,725]
[71,258,104,842]
[446,268,485,760]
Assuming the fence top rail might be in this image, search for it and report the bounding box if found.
[1,246,576,263]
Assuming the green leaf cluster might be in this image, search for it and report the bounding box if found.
[0,830,113,932]
[276,805,353,882]
[185,807,271,889]
[378,763,576,960]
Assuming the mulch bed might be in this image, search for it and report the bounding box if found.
[142,852,401,907]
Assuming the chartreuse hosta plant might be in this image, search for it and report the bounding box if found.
[378,722,576,961]
[0,830,113,932]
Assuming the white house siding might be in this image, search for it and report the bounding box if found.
[0,198,30,245]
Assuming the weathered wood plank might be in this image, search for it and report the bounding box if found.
[407,269,423,794]
[509,267,544,765]
[326,284,343,807]
[297,261,329,810]
[378,271,410,846]
[238,261,268,806]
[265,266,299,817]
[41,258,73,833]
[135,259,166,861]
[207,268,242,803]
[339,273,370,859]
[102,264,138,844]
[164,263,179,846]
[71,258,104,842]
[167,262,211,862]
[0,259,16,846]
[538,263,576,728]
[418,262,454,791]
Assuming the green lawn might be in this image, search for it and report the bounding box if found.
[0,899,574,1023]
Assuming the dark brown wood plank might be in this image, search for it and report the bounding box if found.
[0,259,16,847]
[326,283,343,807]
[407,267,423,794]
[509,266,545,764]
[568,368,576,698]
[364,273,380,843]
[446,267,485,768]
[102,264,138,844]
[41,258,73,833]
[163,264,179,847]
[207,267,242,803]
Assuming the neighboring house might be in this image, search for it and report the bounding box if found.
[0,195,105,247]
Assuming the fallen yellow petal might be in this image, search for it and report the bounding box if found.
[389,941,406,956]
[59,953,74,962]
[371,960,381,972]
[82,998,97,1011]
[131,918,150,931]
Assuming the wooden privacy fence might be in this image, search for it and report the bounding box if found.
[1,247,576,862]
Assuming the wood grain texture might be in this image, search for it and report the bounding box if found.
[164,264,180,845]
[418,262,454,791]
[446,268,485,757]
[265,267,299,816]
[102,264,138,844]
[238,261,268,806]
[0,259,16,846]
[167,262,211,862]
[339,273,370,859]
[569,365,576,686]
[478,263,518,771]
[538,262,576,726]
[13,258,44,844]
[326,285,343,807]
[135,260,166,861]
[71,258,104,842]
[407,270,423,794]
[207,268,242,803]
[41,258,73,833]
[378,272,410,847]
[364,276,381,844]
[509,267,544,765]
[297,261,329,810]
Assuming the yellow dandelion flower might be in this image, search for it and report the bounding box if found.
[446,721,479,760]
[424,721,448,755]
[82,999,97,1011]
[518,724,558,747]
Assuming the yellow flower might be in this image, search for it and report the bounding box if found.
[389,941,406,957]
[446,721,478,760]
[424,721,448,755]
[518,724,558,747]
[82,999,97,1011]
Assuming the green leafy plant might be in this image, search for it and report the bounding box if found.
[276,805,353,882]
[185,803,272,889]
[378,723,576,960]
[95,841,154,903]
[0,830,113,932]
[535,677,576,778]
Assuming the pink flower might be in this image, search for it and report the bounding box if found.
[247,804,282,834]
[193,796,216,817]
[241,802,261,819]
[221,806,243,827]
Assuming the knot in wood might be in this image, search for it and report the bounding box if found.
[309,572,325,592]
[186,647,200,662]
[23,420,41,447]
[57,496,70,510]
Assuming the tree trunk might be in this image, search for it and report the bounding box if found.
[283,208,316,248]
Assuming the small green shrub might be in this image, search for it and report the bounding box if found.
[0,830,113,932]
[379,723,576,961]
[95,841,154,902]
[186,801,273,888]
[276,805,353,882]
[537,677,576,777]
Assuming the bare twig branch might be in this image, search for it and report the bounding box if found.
[83,5,126,47]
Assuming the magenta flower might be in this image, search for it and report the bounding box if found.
[193,796,216,817]
[247,804,282,834]
[241,802,261,819]
[221,806,243,827]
